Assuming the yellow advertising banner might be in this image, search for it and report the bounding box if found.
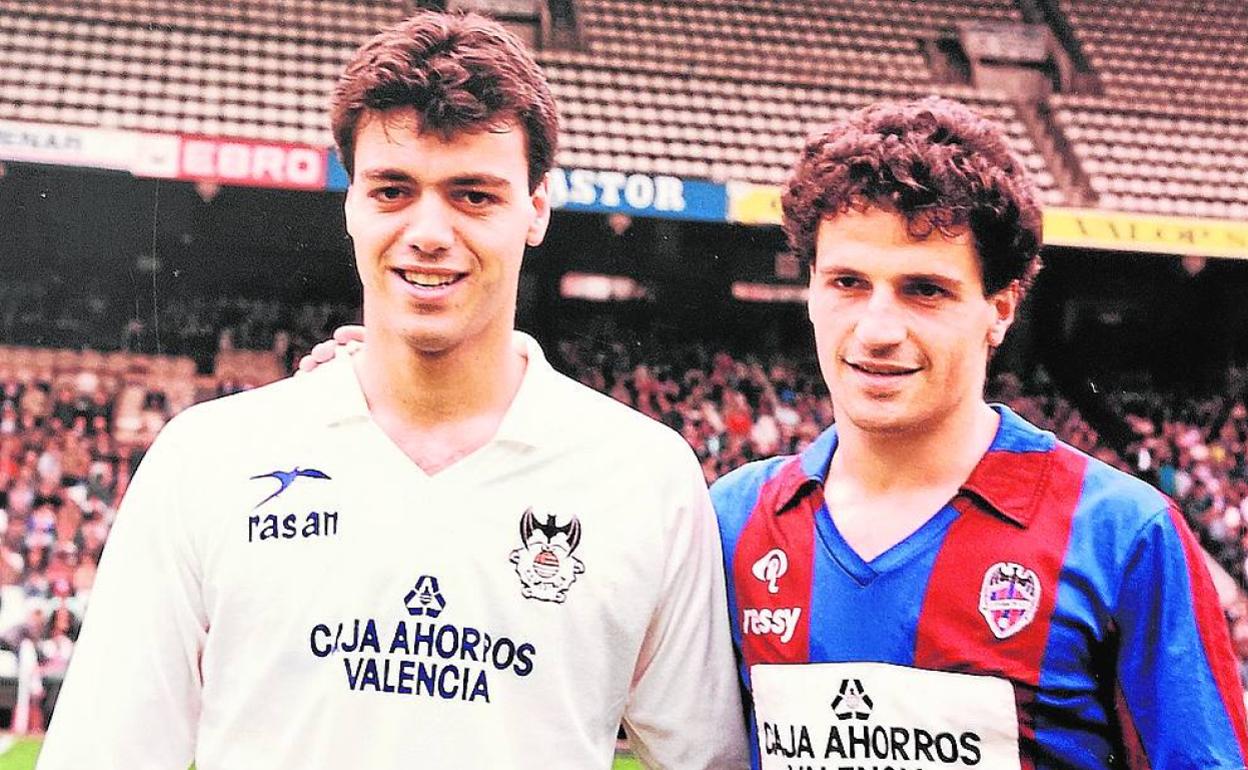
[1042,208,1248,259]
[726,180,783,225]
[724,184,1248,259]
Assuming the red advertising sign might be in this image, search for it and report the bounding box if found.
[175,136,326,190]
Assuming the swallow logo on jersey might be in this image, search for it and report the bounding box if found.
[751,548,789,594]
[404,575,446,618]
[509,508,584,604]
[979,561,1041,639]
[249,467,331,508]
[830,678,873,720]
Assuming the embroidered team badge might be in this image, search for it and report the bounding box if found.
[751,548,789,594]
[509,508,584,603]
[978,561,1041,639]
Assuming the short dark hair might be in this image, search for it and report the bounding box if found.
[331,10,559,191]
[781,96,1042,295]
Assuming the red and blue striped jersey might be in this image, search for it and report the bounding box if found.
[712,406,1248,770]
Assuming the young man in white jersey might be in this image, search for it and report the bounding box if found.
[38,12,746,769]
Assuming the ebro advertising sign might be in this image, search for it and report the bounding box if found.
[174,136,327,191]
[0,121,328,191]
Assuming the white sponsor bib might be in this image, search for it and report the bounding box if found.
[751,661,1021,770]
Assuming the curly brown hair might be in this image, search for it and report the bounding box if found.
[781,96,1042,295]
[331,10,559,192]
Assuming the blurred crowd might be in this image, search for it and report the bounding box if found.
[122,297,359,373]
[1,283,358,372]
[2,328,1248,729]
[0,347,245,729]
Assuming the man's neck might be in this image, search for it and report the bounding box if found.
[830,401,1001,496]
[823,401,1001,561]
[354,326,526,432]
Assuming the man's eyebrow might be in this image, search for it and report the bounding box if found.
[444,174,511,188]
[813,262,864,275]
[357,170,513,188]
[813,264,965,286]
[905,272,964,287]
[358,169,413,183]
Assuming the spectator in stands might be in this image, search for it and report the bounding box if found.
[39,10,746,770]
[712,96,1248,768]
[1119,392,1248,587]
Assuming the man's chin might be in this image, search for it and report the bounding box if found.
[847,417,919,436]
[398,327,462,356]
[837,400,928,436]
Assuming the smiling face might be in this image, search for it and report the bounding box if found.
[808,208,1018,438]
[344,108,550,355]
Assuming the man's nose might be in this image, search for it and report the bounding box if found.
[402,194,454,255]
[853,291,907,348]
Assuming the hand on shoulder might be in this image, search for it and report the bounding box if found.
[295,325,365,374]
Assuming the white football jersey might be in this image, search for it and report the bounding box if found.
[39,334,748,770]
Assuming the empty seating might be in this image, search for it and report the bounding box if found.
[0,0,1063,199]
[1050,0,1248,216]
[543,0,1060,201]
[0,0,392,146]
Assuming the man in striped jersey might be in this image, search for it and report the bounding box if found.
[713,96,1248,769]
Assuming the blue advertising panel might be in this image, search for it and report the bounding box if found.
[326,149,350,191]
[547,168,727,222]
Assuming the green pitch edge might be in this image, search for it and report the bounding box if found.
[0,738,643,770]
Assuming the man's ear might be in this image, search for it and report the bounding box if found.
[343,183,357,240]
[987,280,1021,347]
[526,174,552,247]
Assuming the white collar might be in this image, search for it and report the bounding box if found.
[315,331,559,450]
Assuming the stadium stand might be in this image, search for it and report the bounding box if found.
[547,0,1061,200]
[0,284,357,374]
[0,0,1062,201]
[0,0,398,144]
[3,0,1244,215]
[1049,0,1248,217]
[0,343,188,730]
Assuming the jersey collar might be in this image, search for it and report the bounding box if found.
[774,404,1058,528]
[490,332,559,449]
[957,405,1058,528]
[317,331,557,450]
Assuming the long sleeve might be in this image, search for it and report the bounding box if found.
[1113,504,1248,769]
[622,449,749,770]
[37,419,207,770]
